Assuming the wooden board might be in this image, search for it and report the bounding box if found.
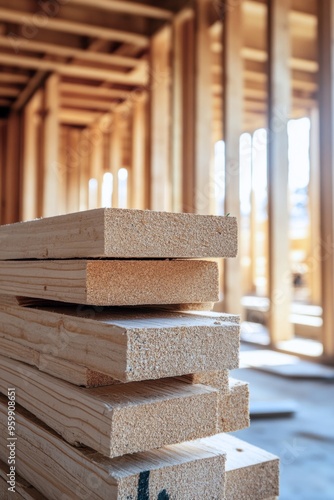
[0,299,240,381]
[219,379,250,433]
[0,396,226,500]
[0,259,219,306]
[0,461,46,499]
[0,337,117,387]
[0,208,238,259]
[0,356,220,458]
[220,434,280,500]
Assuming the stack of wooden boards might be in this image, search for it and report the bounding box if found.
[0,208,279,500]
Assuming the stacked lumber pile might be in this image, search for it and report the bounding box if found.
[0,208,279,500]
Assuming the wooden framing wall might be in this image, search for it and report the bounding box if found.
[0,0,332,359]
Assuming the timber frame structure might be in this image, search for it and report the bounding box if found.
[0,0,333,361]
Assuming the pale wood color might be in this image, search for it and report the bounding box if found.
[309,108,321,306]
[0,208,237,259]
[267,0,293,342]
[110,111,122,208]
[219,434,280,500]
[0,73,28,84]
[194,0,214,215]
[0,35,142,68]
[318,0,334,358]
[66,128,81,214]
[22,90,43,221]
[150,25,172,211]
[42,74,60,218]
[0,336,116,387]
[172,9,195,213]
[0,259,219,306]
[223,0,243,316]
[0,398,226,500]
[0,461,46,500]
[68,0,173,19]
[0,53,146,86]
[3,112,20,224]
[0,298,240,382]
[0,8,148,47]
[131,94,149,209]
[0,356,221,458]
[61,83,129,99]
[183,373,249,433]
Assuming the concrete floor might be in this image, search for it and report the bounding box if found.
[231,352,334,500]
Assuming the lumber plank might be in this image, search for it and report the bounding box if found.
[221,434,280,499]
[0,461,45,499]
[0,299,240,381]
[0,357,220,458]
[0,208,237,259]
[0,259,219,306]
[0,337,116,387]
[0,397,226,500]
[182,373,249,432]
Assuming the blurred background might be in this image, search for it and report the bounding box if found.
[0,1,333,497]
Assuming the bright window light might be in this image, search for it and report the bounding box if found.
[88,178,98,210]
[118,168,128,208]
[101,172,113,208]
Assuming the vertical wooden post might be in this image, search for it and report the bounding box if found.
[109,111,122,208]
[66,128,81,214]
[4,111,21,224]
[223,0,243,314]
[91,125,104,208]
[150,25,172,212]
[267,0,293,343]
[43,74,60,217]
[194,0,214,215]
[79,129,90,212]
[318,0,334,357]
[308,108,321,306]
[131,93,149,209]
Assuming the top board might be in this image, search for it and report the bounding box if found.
[0,208,237,259]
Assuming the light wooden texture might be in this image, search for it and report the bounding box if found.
[0,299,239,381]
[0,461,45,500]
[223,0,243,315]
[267,0,293,342]
[68,0,173,19]
[0,208,237,259]
[183,373,249,432]
[221,434,280,499]
[0,336,116,387]
[318,0,334,358]
[0,397,226,500]
[0,356,221,458]
[0,259,219,306]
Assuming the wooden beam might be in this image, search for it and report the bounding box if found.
[12,69,48,112]
[0,72,28,84]
[42,74,60,217]
[318,0,334,358]
[0,87,19,97]
[0,8,149,47]
[0,35,144,68]
[66,128,81,214]
[60,83,128,99]
[0,208,237,259]
[131,93,149,209]
[59,109,101,125]
[3,112,21,224]
[150,26,172,211]
[0,99,11,106]
[0,356,221,458]
[61,97,117,111]
[109,111,123,207]
[0,259,219,306]
[68,0,173,19]
[223,0,243,316]
[267,0,293,343]
[0,53,146,85]
[194,0,214,214]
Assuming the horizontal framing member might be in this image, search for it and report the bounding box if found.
[68,0,173,19]
[0,299,240,381]
[0,208,238,259]
[0,8,149,47]
[0,259,219,306]
[0,53,146,85]
[0,356,220,457]
[0,36,144,68]
[60,83,129,99]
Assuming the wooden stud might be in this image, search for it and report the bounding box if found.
[267,0,293,343]
[223,0,243,315]
[318,0,334,357]
[42,74,60,217]
[68,0,173,19]
[66,128,81,214]
[131,93,149,209]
